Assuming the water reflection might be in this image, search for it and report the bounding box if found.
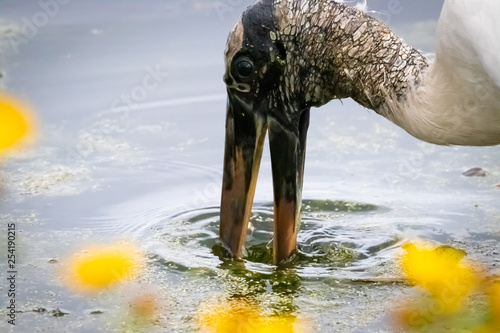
[143,198,404,325]
[215,259,302,314]
[197,294,311,333]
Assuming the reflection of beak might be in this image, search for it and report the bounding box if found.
[220,91,310,264]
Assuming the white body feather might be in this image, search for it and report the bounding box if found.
[384,0,500,146]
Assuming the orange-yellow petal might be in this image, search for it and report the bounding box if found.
[129,292,159,320]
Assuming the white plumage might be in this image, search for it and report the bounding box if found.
[384,0,500,146]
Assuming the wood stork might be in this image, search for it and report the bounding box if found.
[219,0,500,264]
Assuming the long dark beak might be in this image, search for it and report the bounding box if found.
[220,93,267,258]
[268,110,309,264]
[220,91,310,264]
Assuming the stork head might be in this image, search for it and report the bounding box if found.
[219,0,431,264]
[219,0,311,264]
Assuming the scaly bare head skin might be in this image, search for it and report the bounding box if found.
[224,0,429,116]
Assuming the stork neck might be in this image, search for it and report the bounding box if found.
[275,0,428,111]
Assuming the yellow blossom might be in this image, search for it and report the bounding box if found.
[63,243,141,294]
[401,242,477,313]
[0,93,35,154]
[198,298,309,333]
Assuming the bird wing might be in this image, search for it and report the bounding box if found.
[439,0,500,88]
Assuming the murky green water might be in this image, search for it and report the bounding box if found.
[1,1,499,332]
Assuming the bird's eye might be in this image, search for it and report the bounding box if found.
[235,58,254,78]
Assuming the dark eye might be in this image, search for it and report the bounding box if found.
[235,58,254,78]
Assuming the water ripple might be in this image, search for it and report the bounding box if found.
[143,199,404,280]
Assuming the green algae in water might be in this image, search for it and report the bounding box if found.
[302,199,379,213]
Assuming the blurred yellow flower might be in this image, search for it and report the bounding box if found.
[198,298,309,333]
[401,242,477,313]
[64,243,141,294]
[0,93,35,154]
